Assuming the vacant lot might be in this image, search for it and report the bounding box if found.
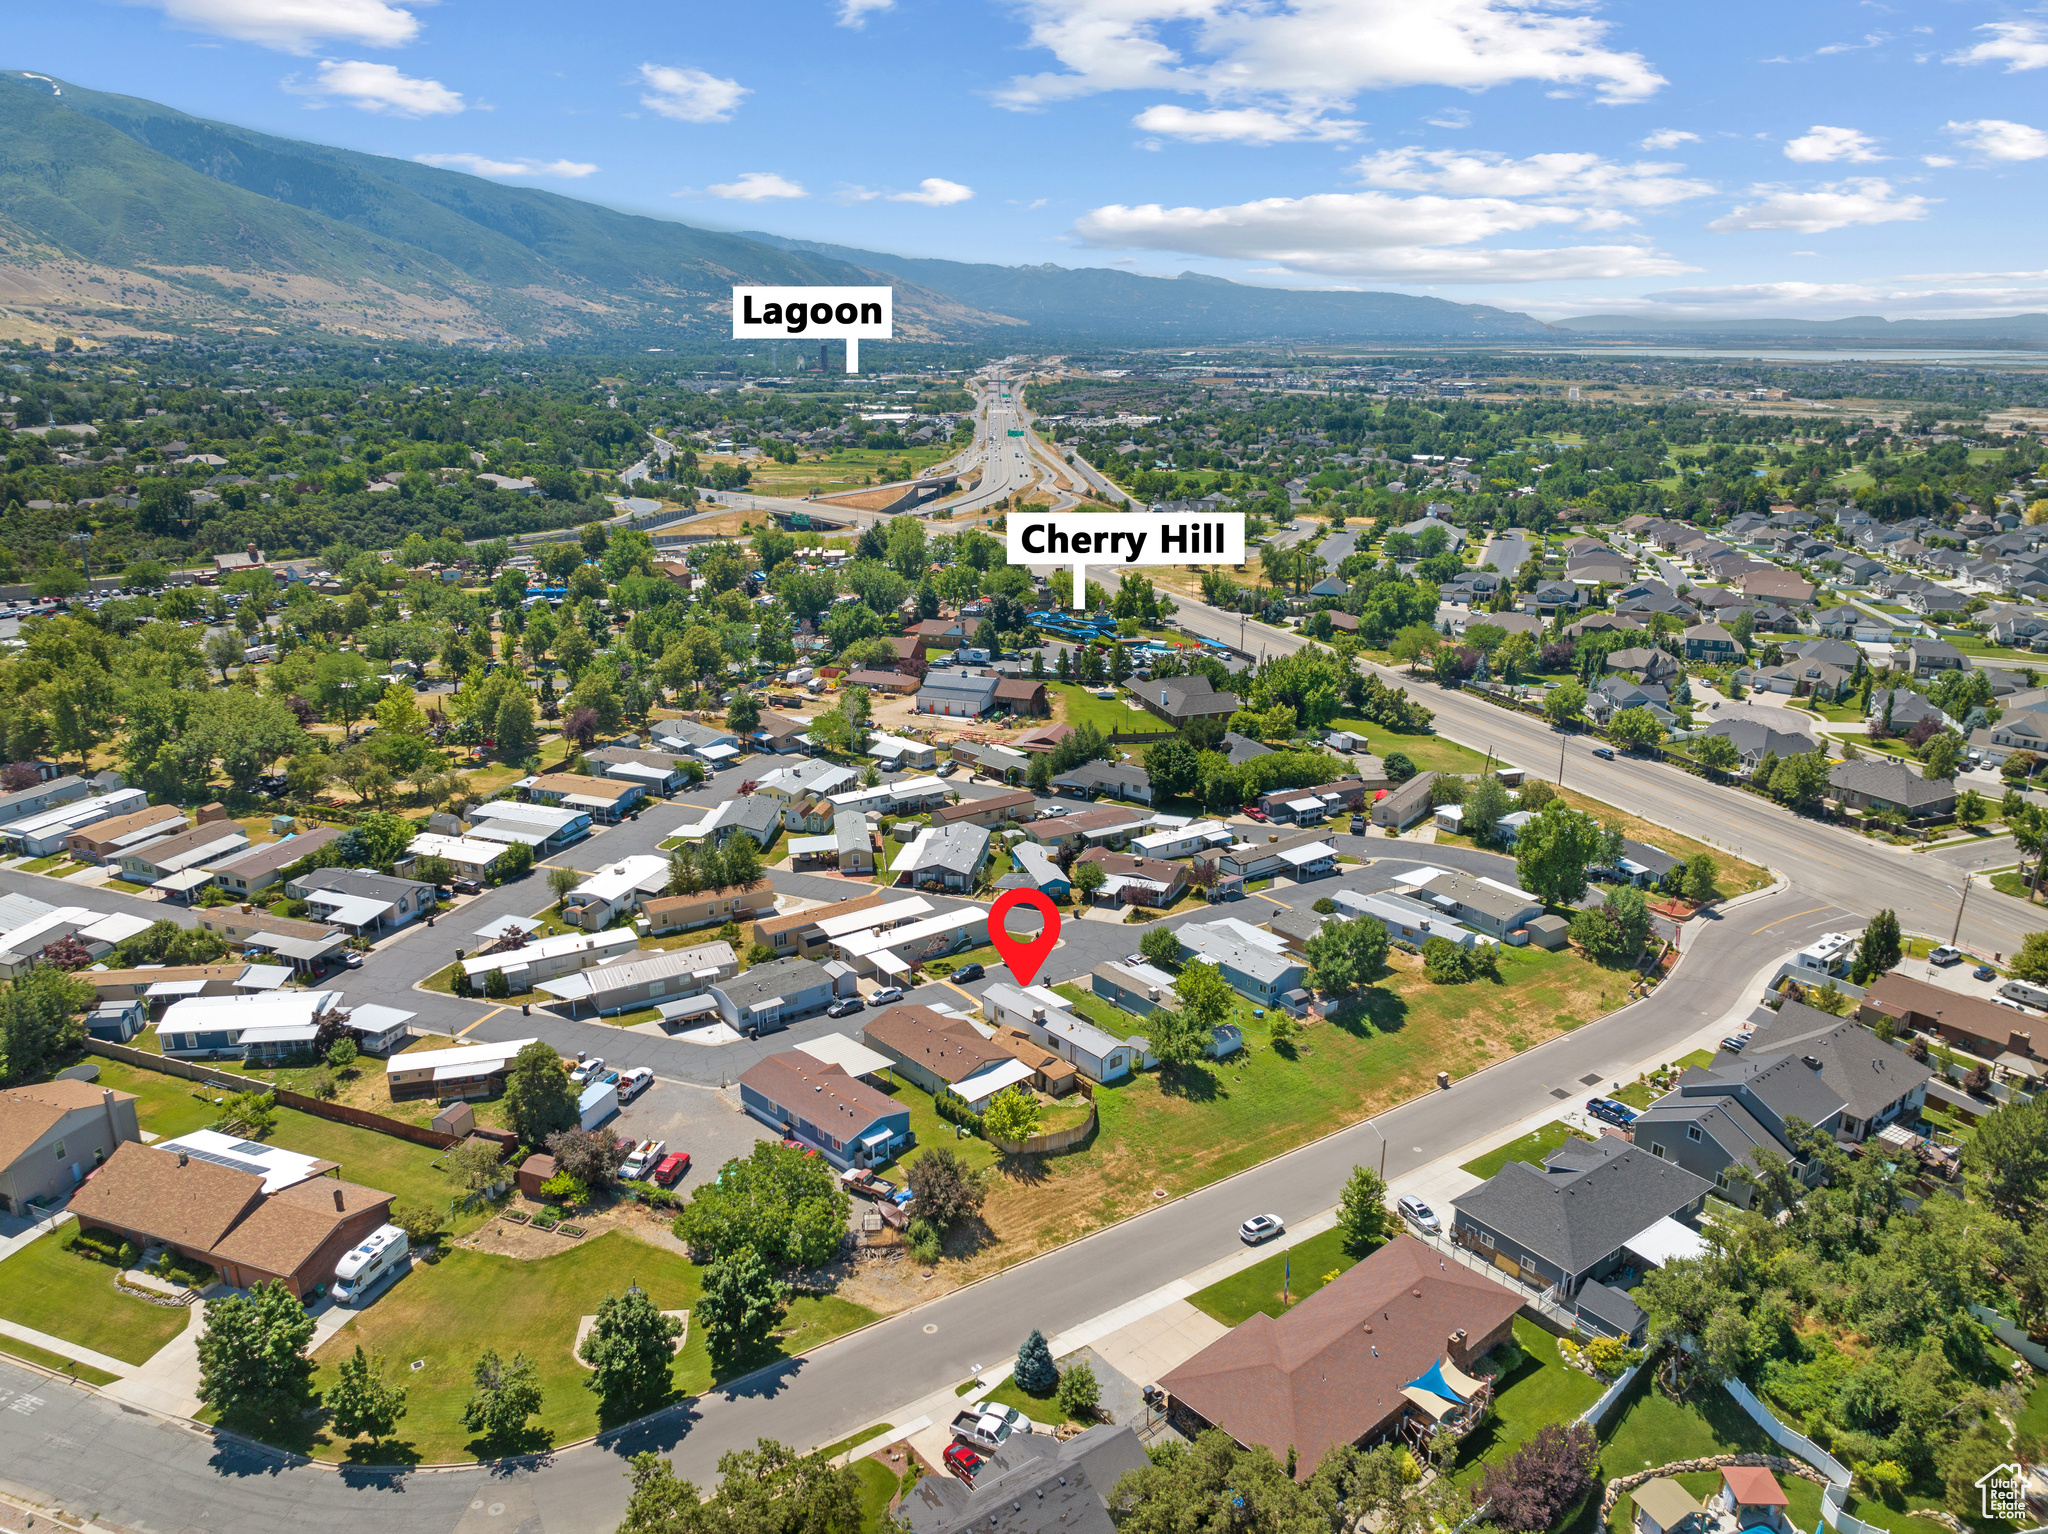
[308,1230,875,1463]
[1045,682,1168,737]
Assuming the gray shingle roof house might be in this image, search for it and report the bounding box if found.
[1865,689,1950,732]
[1825,759,1958,818]
[709,957,841,1034]
[900,1424,1149,1534]
[1722,1001,1931,1144]
[1701,718,1820,774]
[1631,1051,1847,1207]
[1050,760,1153,804]
[1451,1137,1712,1299]
[709,795,784,848]
[1370,771,1439,829]
[1138,674,1240,724]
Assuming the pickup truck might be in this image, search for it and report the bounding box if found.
[949,1404,1028,1452]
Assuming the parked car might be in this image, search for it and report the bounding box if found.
[569,1056,605,1085]
[942,1443,984,1484]
[1973,963,1997,981]
[1587,1096,1637,1127]
[1398,1195,1440,1234]
[952,962,985,983]
[1592,746,1616,760]
[867,987,905,1008]
[1350,814,1366,834]
[826,997,864,1018]
[950,1404,1027,1452]
[651,1151,691,1186]
[1239,1213,1284,1244]
[342,951,364,969]
[1125,953,1145,967]
[1720,1035,1749,1054]
[451,877,484,895]
[1245,807,1269,822]
[1929,945,1964,967]
[619,1067,653,1103]
[620,1140,667,1180]
[937,762,958,777]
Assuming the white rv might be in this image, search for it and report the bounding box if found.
[330,1223,409,1306]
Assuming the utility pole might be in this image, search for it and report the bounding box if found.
[1558,733,1567,787]
[1949,877,1972,948]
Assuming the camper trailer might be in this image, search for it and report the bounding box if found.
[330,1224,410,1306]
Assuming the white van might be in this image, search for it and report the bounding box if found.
[1999,979,2048,1011]
[330,1224,409,1306]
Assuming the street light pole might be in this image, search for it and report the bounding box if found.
[1949,878,1972,948]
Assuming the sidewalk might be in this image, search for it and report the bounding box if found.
[0,1320,134,1380]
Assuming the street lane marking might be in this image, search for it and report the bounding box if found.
[458,1006,508,1037]
[1751,905,1833,934]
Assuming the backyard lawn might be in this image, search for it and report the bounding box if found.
[0,1232,192,1366]
[308,1231,877,1463]
[1460,1121,1586,1180]
[1328,713,1493,778]
[1188,1225,1359,1326]
[1046,682,1169,737]
[853,1456,901,1534]
[1450,1319,1604,1482]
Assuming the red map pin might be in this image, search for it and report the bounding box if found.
[988,889,1061,988]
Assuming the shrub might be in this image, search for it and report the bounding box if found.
[484,968,511,1000]
[1583,1335,1639,1377]
[539,1171,591,1206]
[1056,1360,1101,1420]
[308,1068,339,1100]
[1477,1422,1598,1532]
[906,1217,942,1264]
[1312,897,1337,915]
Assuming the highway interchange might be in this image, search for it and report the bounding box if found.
[0,371,2029,1533]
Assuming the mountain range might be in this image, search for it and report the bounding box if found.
[2,68,2046,353]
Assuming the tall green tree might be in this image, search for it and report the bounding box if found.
[0,967,92,1087]
[196,1279,316,1428]
[695,1246,786,1369]
[1303,915,1391,997]
[324,1345,409,1444]
[1515,800,1603,907]
[502,1040,579,1144]
[1337,1164,1395,1254]
[672,1141,851,1268]
[581,1288,684,1414]
[462,1349,544,1446]
[1853,909,1903,983]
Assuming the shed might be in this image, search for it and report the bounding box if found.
[516,1153,558,1198]
[431,1102,477,1138]
[1574,1278,1647,1343]
[1522,913,1570,950]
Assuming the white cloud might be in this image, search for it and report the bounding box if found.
[125,0,423,53]
[1423,107,1471,129]
[888,177,974,205]
[1948,21,2048,72]
[837,0,893,25]
[1944,118,2048,161]
[1638,129,1698,149]
[638,64,748,122]
[1072,188,1690,281]
[1596,275,2048,320]
[1707,178,1932,233]
[705,171,807,200]
[1815,31,1888,55]
[1783,125,1884,163]
[415,152,596,178]
[1921,154,1958,167]
[1132,103,1361,143]
[993,0,1666,117]
[1353,147,1711,207]
[291,59,462,114]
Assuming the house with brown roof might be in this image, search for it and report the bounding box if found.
[1740,569,1816,605]
[1074,848,1189,908]
[526,772,644,824]
[1861,971,2040,1069]
[206,825,345,899]
[62,802,186,864]
[1019,804,1147,852]
[886,634,929,673]
[67,1140,394,1297]
[0,1081,140,1215]
[641,879,777,935]
[78,963,253,1004]
[934,790,1038,829]
[988,1024,1082,1097]
[994,679,1050,716]
[751,891,895,960]
[1012,723,1076,754]
[843,669,922,696]
[858,1005,1034,1110]
[1159,1235,1522,1475]
[735,1051,913,1170]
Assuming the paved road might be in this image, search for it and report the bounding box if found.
[1163,596,2039,959]
[0,875,1847,1534]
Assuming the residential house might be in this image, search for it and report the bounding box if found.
[749,711,809,754]
[1333,888,1484,949]
[986,1023,1083,1097]
[1401,869,1544,939]
[458,927,638,994]
[1370,772,1439,830]
[994,678,1051,716]
[933,790,1037,829]
[75,962,258,1005]
[284,868,436,935]
[559,855,670,931]
[1020,804,1147,853]
[1722,1000,1931,1143]
[709,957,843,1035]
[1735,659,1854,701]
[1825,759,1958,820]
[1631,1053,1847,1206]
[583,746,691,797]
[1050,760,1154,804]
[736,1051,912,1170]
[67,1140,393,1298]
[1136,674,1241,727]
[1866,688,1951,735]
[61,803,186,865]
[1256,778,1370,820]
[1131,819,1236,860]
[754,758,859,806]
[1074,848,1189,907]
[0,773,90,827]
[116,819,250,897]
[0,1080,141,1216]
[1740,569,1815,605]
[900,1425,1149,1534]
[400,832,511,881]
[982,983,1154,1083]
[1701,718,1820,775]
[707,796,784,850]
[858,1005,1036,1112]
[526,772,643,824]
[867,734,941,771]
[1004,838,1070,897]
[1972,708,2048,765]
[651,717,743,764]
[641,879,776,935]
[1176,918,1311,1011]
[751,892,894,961]
[1450,1137,1713,1299]
[464,800,591,853]
[952,740,1032,781]
[844,669,922,697]
[385,1038,540,1101]
[205,827,345,901]
[915,671,1002,718]
[1604,647,1685,686]
[1860,971,2042,1073]
[1012,722,1076,755]
[535,942,739,1018]
[1159,1236,1521,1475]
[1907,637,1967,676]
[155,990,346,1065]
[1199,829,1340,881]
[1681,622,1744,663]
[892,823,991,891]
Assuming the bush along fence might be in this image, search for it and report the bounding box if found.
[84,1039,465,1151]
[989,1100,1097,1156]
[1719,1376,1885,1534]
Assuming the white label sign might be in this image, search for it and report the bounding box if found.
[1006,511,1246,607]
[732,286,892,373]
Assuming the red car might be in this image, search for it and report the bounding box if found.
[943,1443,984,1483]
[651,1152,691,1187]
[781,1138,818,1156]
[1245,807,1269,822]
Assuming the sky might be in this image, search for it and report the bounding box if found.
[13,0,2048,322]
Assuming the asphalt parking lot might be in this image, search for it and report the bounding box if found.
[609,1076,774,1187]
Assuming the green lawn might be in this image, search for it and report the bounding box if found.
[0,1333,121,1385]
[0,1232,192,1366]
[1614,1051,1715,1110]
[979,1373,1085,1428]
[871,1076,1001,1178]
[90,1059,499,1238]
[1328,712,1493,777]
[1188,1225,1360,1326]
[853,1456,900,1534]
[1046,682,1168,736]
[1461,1121,1585,1180]
[1451,1319,1604,1481]
[820,1422,894,1458]
[308,1231,876,1463]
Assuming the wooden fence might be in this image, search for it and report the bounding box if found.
[990,1100,1097,1155]
[84,1039,463,1150]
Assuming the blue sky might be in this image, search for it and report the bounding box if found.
[15,0,2048,321]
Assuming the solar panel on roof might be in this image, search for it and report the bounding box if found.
[175,1144,259,1173]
